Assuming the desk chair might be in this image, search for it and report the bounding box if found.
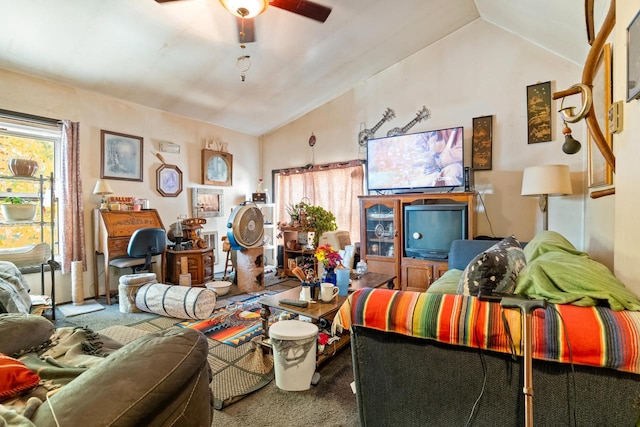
[109,228,167,284]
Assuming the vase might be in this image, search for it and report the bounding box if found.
[323,267,337,285]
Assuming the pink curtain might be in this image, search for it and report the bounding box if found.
[276,162,364,244]
[59,121,86,273]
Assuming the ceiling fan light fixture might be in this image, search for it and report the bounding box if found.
[219,0,268,18]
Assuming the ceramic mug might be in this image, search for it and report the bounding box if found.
[300,286,311,302]
[320,283,339,302]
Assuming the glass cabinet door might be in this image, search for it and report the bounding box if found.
[363,202,396,258]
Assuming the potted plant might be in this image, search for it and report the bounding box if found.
[1,197,36,221]
[297,201,337,247]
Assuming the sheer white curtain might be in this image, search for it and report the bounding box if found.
[59,120,86,273]
[276,162,365,244]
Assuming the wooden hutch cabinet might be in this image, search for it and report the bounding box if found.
[359,192,475,292]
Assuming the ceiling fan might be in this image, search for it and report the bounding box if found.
[155,0,332,43]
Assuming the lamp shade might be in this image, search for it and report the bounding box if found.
[521,165,572,196]
[219,0,268,18]
[93,179,113,196]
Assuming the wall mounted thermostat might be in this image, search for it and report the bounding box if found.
[608,101,623,134]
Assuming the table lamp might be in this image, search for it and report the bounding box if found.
[93,179,113,210]
[521,165,572,231]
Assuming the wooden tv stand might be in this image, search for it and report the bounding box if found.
[359,192,475,292]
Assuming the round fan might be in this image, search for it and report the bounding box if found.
[227,202,265,250]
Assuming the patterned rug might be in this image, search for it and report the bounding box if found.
[175,292,294,347]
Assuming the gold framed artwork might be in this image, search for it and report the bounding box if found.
[201,149,232,186]
[526,81,552,144]
[471,115,492,170]
[588,43,613,188]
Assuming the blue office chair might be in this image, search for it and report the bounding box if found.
[109,228,167,278]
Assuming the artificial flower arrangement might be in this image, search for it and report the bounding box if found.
[314,244,342,269]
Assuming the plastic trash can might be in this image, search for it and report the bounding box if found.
[269,320,318,391]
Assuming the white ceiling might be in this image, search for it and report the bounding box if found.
[0,0,608,136]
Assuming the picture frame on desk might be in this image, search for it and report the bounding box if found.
[100,130,143,182]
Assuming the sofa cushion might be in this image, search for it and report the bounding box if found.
[0,314,54,356]
[457,235,526,296]
[0,354,40,402]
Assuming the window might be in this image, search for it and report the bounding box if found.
[274,161,365,245]
[0,112,61,252]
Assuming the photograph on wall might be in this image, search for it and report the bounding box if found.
[471,115,493,170]
[100,130,143,181]
[526,81,552,144]
[627,10,640,101]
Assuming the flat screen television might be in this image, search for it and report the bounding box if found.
[404,203,468,259]
[366,126,464,192]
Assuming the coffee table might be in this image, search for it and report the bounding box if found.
[259,272,396,365]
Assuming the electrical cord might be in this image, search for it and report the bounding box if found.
[475,191,496,237]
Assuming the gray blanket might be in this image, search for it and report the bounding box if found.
[0,262,31,314]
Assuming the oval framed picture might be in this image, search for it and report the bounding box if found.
[156,164,183,197]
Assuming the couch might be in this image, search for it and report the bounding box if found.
[339,232,640,426]
[0,313,213,426]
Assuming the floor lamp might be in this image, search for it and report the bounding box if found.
[521,165,572,231]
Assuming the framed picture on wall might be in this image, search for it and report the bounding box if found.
[627,10,640,101]
[100,130,143,181]
[192,188,224,218]
[202,149,232,186]
[471,115,493,170]
[526,81,552,144]
[156,164,183,197]
[589,43,613,188]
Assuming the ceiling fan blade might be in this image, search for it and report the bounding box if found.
[236,17,256,43]
[269,0,332,23]
[155,0,186,3]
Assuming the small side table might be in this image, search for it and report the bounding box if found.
[165,247,214,286]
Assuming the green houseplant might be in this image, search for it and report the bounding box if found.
[1,197,36,221]
[298,201,337,247]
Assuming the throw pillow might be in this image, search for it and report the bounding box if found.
[0,354,40,402]
[457,235,526,297]
[0,314,54,356]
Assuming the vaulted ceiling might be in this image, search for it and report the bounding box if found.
[0,0,607,136]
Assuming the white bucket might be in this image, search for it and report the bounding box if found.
[269,320,318,391]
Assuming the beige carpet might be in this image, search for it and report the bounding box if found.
[100,316,275,410]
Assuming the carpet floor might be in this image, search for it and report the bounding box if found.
[55,278,360,426]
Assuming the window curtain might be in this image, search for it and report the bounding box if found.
[59,121,86,273]
[276,162,364,244]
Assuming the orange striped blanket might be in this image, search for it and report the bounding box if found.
[334,288,640,375]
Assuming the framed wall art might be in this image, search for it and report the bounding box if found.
[156,164,183,197]
[589,43,613,188]
[100,130,143,181]
[627,9,640,101]
[526,81,552,144]
[202,149,232,186]
[192,187,224,218]
[471,115,493,170]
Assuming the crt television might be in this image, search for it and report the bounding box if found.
[366,126,464,192]
[404,203,468,260]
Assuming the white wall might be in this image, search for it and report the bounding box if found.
[613,0,640,295]
[0,69,260,303]
[263,19,585,246]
